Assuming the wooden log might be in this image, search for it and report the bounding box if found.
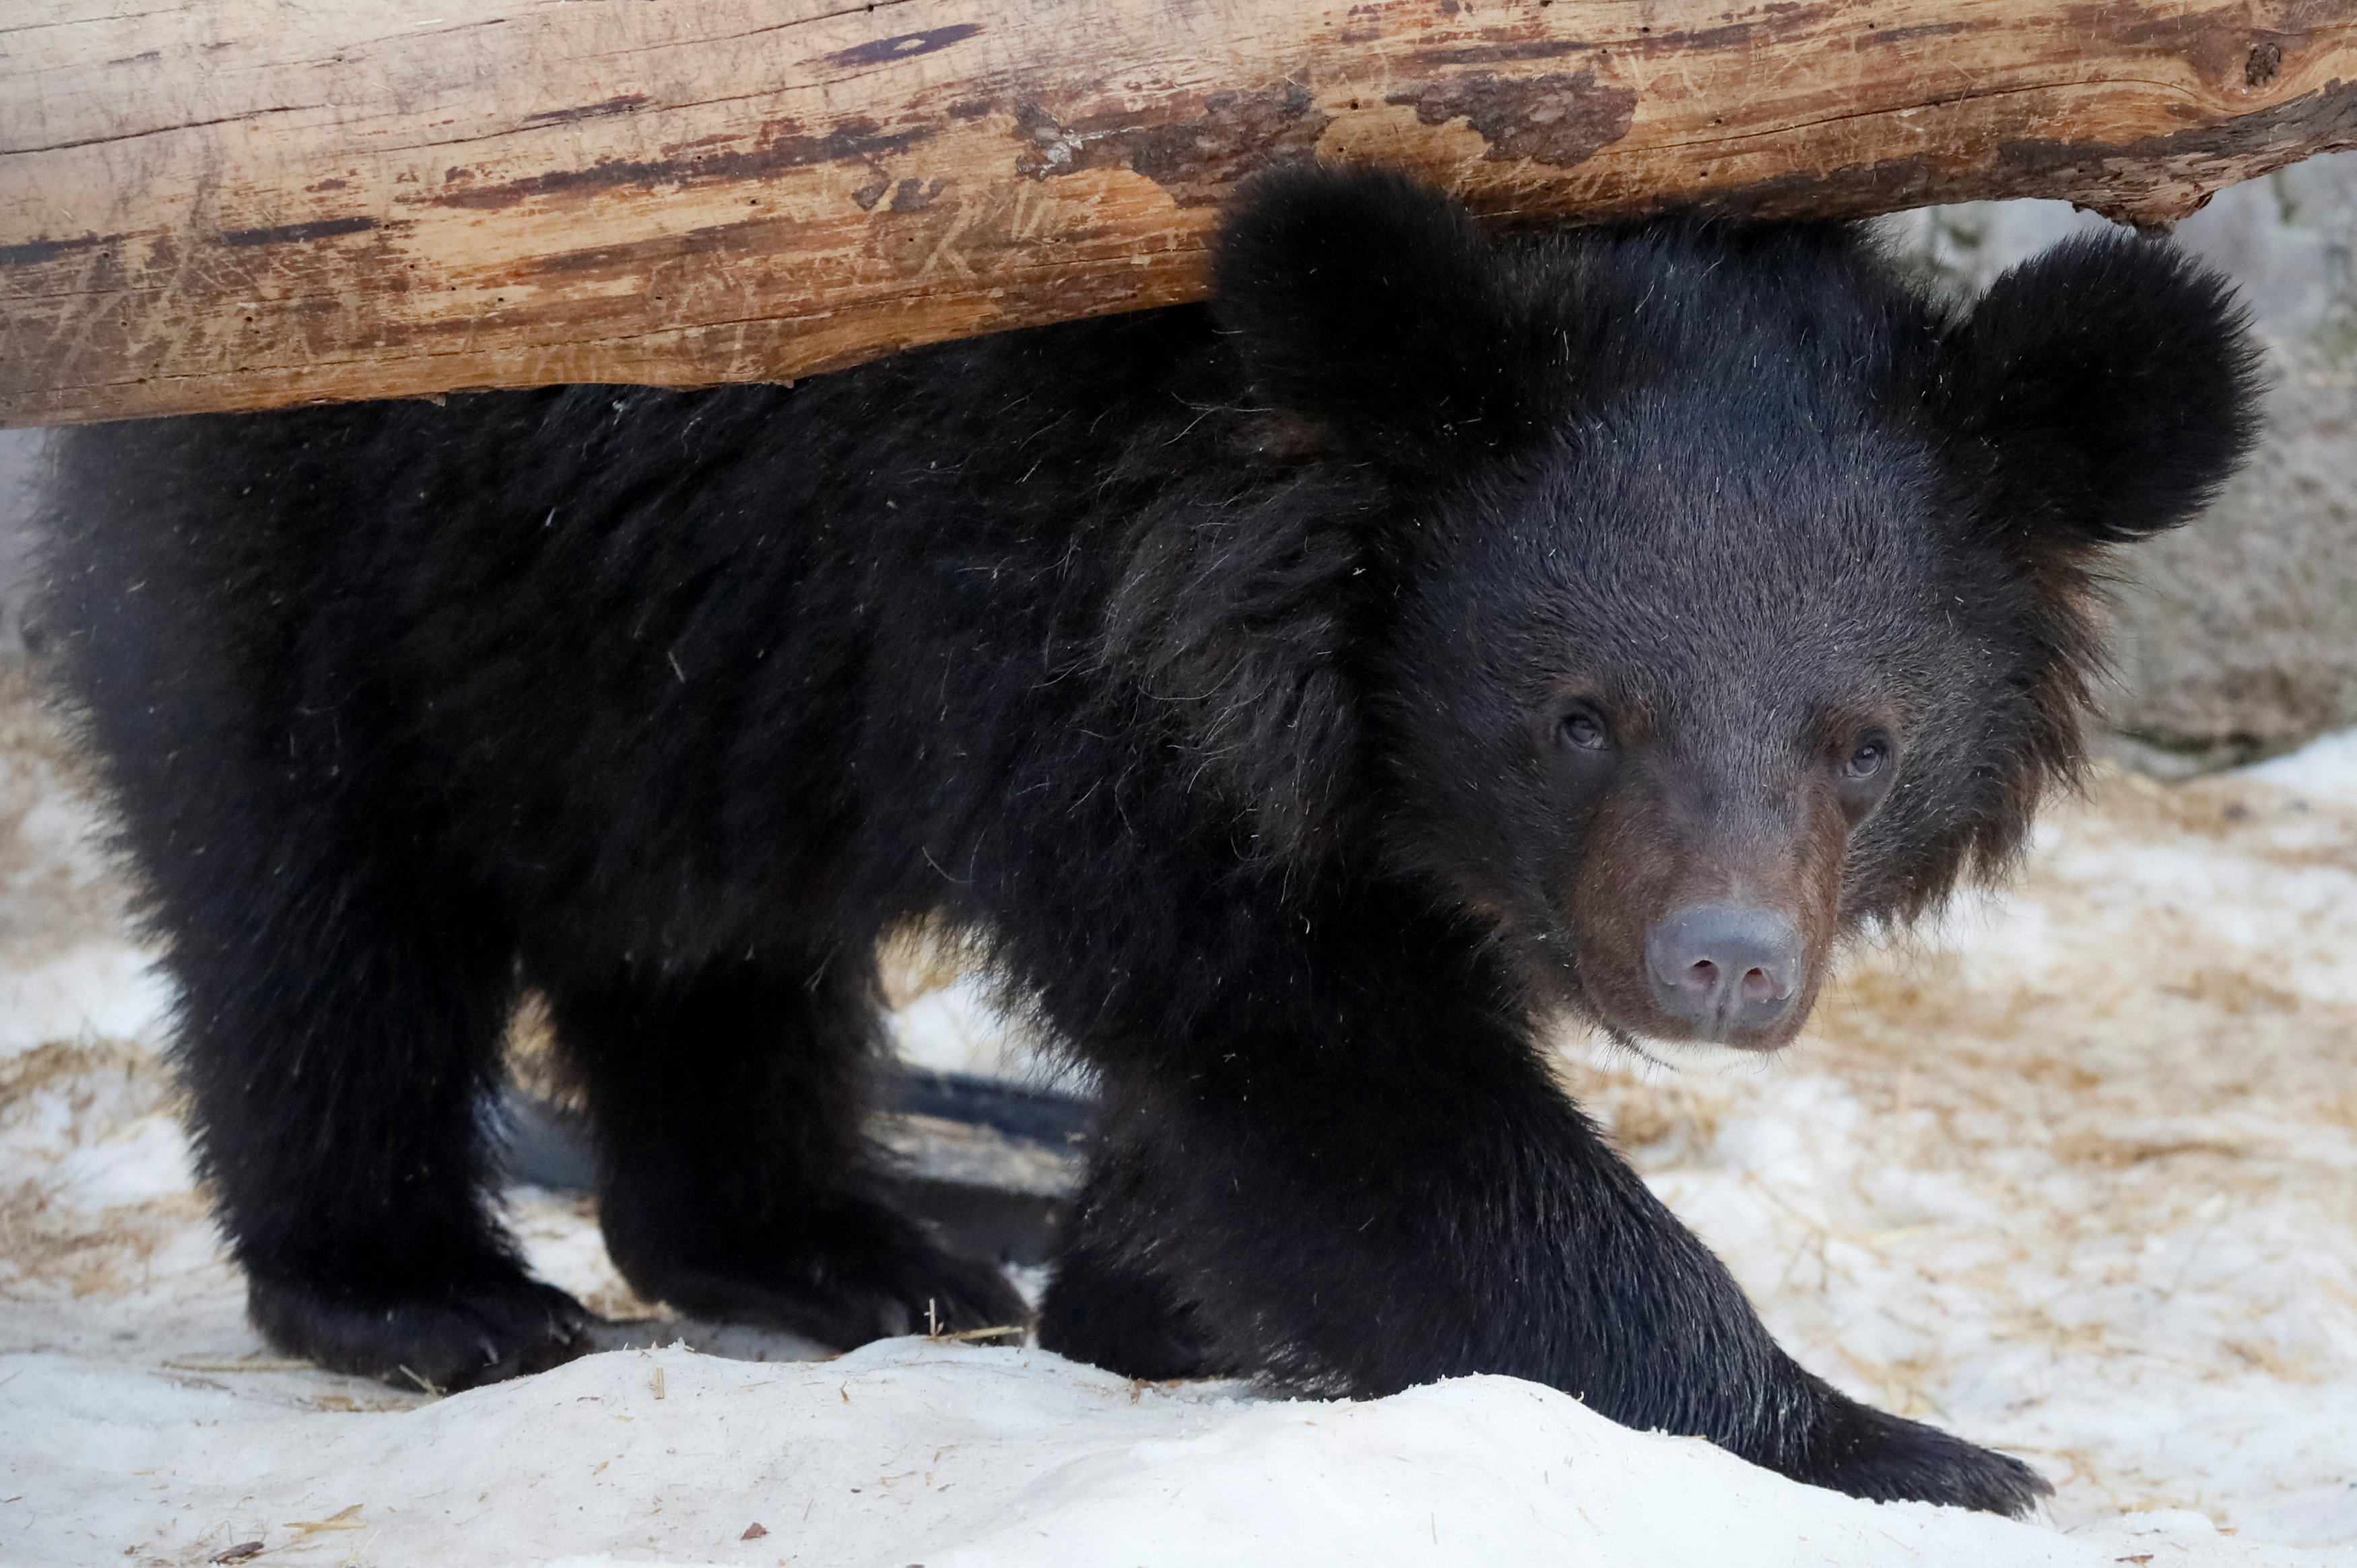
[3,0,2352,428]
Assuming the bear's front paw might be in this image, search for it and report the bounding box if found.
[1795,1394,2051,1517]
[247,1272,591,1393]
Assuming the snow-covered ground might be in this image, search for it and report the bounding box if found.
[3,659,2354,1567]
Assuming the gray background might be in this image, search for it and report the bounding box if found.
[1884,152,2357,774]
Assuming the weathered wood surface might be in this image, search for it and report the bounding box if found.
[3,0,2352,428]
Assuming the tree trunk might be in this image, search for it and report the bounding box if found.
[3,0,2352,428]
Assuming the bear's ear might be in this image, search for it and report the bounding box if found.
[1214,165,1570,467]
[1935,232,2262,552]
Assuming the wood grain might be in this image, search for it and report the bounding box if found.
[4,0,2352,427]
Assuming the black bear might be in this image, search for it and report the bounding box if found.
[38,166,2255,1515]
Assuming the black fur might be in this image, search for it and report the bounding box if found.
[36,166,2257,1512]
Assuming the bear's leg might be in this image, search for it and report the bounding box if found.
[174,862,588,1393]
[1053,1056,2046,1513]
[1032,903,2047,1515]
[547,954,1030,1346]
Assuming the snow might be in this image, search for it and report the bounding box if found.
[885,974,1051,1085]
[2251,730,2357,798]
[4,664,2355,1565]
[3,1344,2335,1568]
[0,940,175,1059]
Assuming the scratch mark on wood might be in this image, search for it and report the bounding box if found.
[524,94,651,126]
[432,118,931,209]
[0,233,119,270]
[822,23,983,71]
[218,217,378,248]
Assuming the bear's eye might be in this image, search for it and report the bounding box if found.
[1843,735,1890,782]
[1559,709,1609,752]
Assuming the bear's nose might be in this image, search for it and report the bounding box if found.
[1644,903,1803,1040]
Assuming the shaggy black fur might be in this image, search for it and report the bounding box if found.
[37,167,2257,1511]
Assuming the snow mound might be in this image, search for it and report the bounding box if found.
[6,1339,2331,1568]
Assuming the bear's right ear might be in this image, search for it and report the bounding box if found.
[1934,232,2262,555]
[1214,165,1571,469]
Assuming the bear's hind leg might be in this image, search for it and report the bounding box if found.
[548,953,1029,1347]
[174,863,587,1393]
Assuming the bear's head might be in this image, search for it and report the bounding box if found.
[1161,166,2260,1052]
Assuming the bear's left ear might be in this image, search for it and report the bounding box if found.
[1934,232,2263,552]
[1214,164,1572,469]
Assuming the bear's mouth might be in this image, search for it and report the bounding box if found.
[1594,1023,1787,1070]
[1597,988,1818,1055]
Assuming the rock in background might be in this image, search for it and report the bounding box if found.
[1883,152,2357,776]
[0,428,40,662]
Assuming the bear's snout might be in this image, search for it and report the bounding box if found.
[1643,902,1803,1045]
[1552,760,1847,1053]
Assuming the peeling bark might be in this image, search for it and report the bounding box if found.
[2,0,2352,427]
